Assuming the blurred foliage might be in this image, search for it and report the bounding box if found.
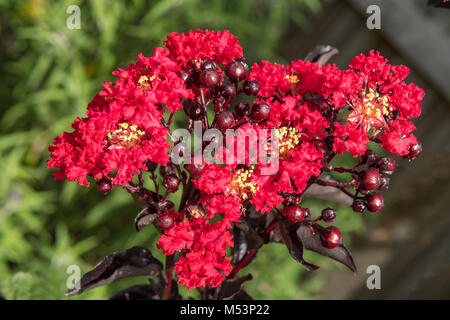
[0,0,367,300]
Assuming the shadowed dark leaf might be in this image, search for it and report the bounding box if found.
[219,274,253,300]
[297,223,357,273]
[109,284,158,300]
[232,228,248,265]
[304,45,339,66]
[427,0,450,8]
[280,221,320,271]
[235,222,264,251]
[134,207,157,231]
[65,246,163,296]
[154,277,179,300]
[268,223,283,243]
[243,201,269,234]
[230,290,253,300]
[303,174,353,206]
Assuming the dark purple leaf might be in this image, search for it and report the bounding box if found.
[243,201,269,234]
[219,274,253,300]
[232,228,248,265]
[297,223,357,273]
[280,221,320,271]
[134,207,157,231]
[65,246,163,296]
[230,290,253,300]
[153,277,179,300]
[109,284,158,300]
[268,223,283,243]
[304,45,339,66]
[427,0,450,8]
[235,222,264,251]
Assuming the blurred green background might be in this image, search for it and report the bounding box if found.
[0,0,372,300]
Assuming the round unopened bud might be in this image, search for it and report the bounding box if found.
[158,214,174,230]
[321,208,336,222]
[163,175,180,193]
[250,102,270,122]
[243,80,260,96]
[226,61,247,82]
[365,193,384,212]
[320,226,342,249]
[215,111,235,131]
[200,69,221,88]
[97,177,112,194]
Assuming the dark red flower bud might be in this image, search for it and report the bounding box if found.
[226,61,247,82]
[235,102,249,117]
[163,175,180,192]
[361,168,381,190]
[214,96,227,113]
[362,149,379,166]
[200,69,221,88]
[321,208,336,222]
[250,102,270,122]
[201,60,217,71]
[243,80,260,96]
[352,200,366,213]
[377,157,396,175]
[158,214,174,230]
[97,177,112,194]
[403,143,422,162]
[219,83,237,98]
[284,205,307,222]
[378,175,390,190]
[320,226,341,249]
[235,57,249,74]
[184,101,205,120]
[282,194,300,207]
[365,193,384,212]
[157,200,175,213]
[215,111,235,131]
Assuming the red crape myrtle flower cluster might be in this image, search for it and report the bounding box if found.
[49,30,424,298]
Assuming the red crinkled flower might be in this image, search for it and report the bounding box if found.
[262,95,330,138]
[48,112,170,186]
[333,122,369,157]
[246,61,290,98]
[379,119,418,156]
[88,48,194,115]
[288,60,354,110]
[345,50,424,135]
[157,218,233,289]
[163,29,243,67]
[279,141,324,194]
[48,49,192,186]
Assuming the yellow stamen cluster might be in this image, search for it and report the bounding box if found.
[276,126,302,157]
[137,75,156,89]
[362,88,392,119]
[189,208,204,219]
[285,74,300,84]
[108,122,146,149]
[230,168,259,200]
